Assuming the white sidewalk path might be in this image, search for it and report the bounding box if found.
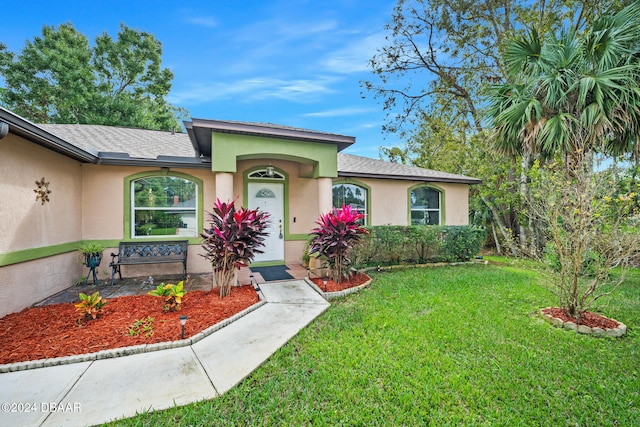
[0,280,330,427]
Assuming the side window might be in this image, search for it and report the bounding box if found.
[332,183,368,225]
[410,186,441,225]
[131,175,198,238]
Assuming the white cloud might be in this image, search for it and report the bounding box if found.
[168,75,340,105]
[320,31,387,74]
[187,16,218,28]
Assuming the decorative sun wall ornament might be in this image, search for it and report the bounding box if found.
[34,177,52,205]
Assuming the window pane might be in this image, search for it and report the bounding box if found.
[134,210,197,237]
[426,211,440,225]
[332,183,367,224]
[133,177,196,208]
[132,176,198,238]
[410,187,441,226]
[411,187,439,209]
[411,210,426,225]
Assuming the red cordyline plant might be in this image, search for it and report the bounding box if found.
[201,198,270,298]
[309,205,368,283]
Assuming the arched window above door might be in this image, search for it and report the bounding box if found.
[248,168,285,180]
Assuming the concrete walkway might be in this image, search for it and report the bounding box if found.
[0,280,329,427]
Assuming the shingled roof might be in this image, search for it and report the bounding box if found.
[38,124,194,159]
[34,122,479,184]
[338,153,480,184]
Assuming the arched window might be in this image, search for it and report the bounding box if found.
[332,183,368,225]
[130,175,198,238]
[248,168,285,180]
[410,186,441,225]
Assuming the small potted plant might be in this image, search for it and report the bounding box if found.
[79,241,105,268]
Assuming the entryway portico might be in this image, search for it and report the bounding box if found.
[184,119,355,265]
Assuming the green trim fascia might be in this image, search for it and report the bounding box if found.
[123,170,204,241]
[0,242,80,267]
[332,178,372,226]
[211,133,338,178]
[250,261,286,268]
[288,233,311,241]
[0,240,119,267]
[407,183,446,225]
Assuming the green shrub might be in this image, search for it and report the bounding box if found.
[351,225,485,268]
[437,226,486,262]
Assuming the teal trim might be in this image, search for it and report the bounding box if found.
[407,183,446,225]
[124,170,204,242]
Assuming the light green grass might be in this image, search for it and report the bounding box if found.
[105,264,640,426]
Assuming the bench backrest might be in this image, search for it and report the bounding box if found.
[118,240,189,262]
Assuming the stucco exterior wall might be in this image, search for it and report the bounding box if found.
[1,134,83,252]
[81,165,217,274]
[0,134,84,316]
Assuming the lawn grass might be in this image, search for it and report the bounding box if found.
[105,264,640,426]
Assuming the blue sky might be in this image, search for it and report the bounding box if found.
[1,0,402,159]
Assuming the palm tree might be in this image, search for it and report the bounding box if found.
[486,1,640,320]
[488,2,640,165]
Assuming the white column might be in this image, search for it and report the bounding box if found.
[215,172,234,203]
[317,177,333,215]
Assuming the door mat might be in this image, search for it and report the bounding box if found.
[250,265,293,281]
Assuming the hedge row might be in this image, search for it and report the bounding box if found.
[350,225,486,268]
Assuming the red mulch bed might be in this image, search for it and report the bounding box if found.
[0,285,258,365]
[309,273,371,292]
[541,307,620,329]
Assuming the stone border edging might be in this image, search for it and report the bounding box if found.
[540,307,627,337]
[358,261,483,273]
[304,261,484,300]
[304,277,372,300]
[0,298,267,373]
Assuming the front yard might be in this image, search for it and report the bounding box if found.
[107,262,640,426]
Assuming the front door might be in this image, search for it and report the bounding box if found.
[248,182,284,262]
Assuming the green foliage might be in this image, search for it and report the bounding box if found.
[308,205,368,282]
[128,316,154,338]
[0,22,186,130]
[74,291,108,321]
[488,2,640,161]
[351,225,485,267]
[148,281,186,312]
[79,241,104,255]
[438,226,486,262]
[201,198,270,298]
[365,1,625,257]
[530,160,640,319]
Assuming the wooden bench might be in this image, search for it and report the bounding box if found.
[109,240,188,285]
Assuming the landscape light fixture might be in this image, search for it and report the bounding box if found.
[180,315,187,340]
[323,278,328,292]
[250,274,260,292]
